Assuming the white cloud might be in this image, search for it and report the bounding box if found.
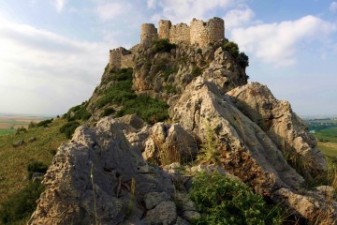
[0,16,116,115]
[147,0,157,9]
[152,0,233,23]
[223,4,254,29]
[96,2,129,21]
[54,0,67,12]
[330,1,337,13]
[231,15,336,67]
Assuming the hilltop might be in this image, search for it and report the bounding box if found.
[1,17,337,225]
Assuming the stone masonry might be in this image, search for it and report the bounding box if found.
[109,17,225,69]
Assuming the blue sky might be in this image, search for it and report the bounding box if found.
[0,0,336,117]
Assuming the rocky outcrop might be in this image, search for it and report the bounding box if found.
[28,117,178,225]
[132,42,247,105]
[171,77,337,223]
[227,82,327,179]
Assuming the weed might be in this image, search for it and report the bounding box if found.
[190,172,283,225]
[197,124,220,164]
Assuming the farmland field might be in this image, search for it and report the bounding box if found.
[0,114,47,136]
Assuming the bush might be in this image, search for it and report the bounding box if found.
[223,41,239,58]
[36,119,53,127]
[60,121,80,139]
[223,41,249,69]
[238,52,249,68]
[64,102,91,121]
[190,172,283,225]
[0,182,44,224]
[153,39,176,53]
[102,107,115,117]
[27,161,48,179]
[96,68,169,124]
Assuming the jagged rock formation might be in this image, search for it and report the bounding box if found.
[29,18,337,225]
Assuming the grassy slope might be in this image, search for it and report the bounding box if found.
[315,126,337,158]
[0,119,67,214]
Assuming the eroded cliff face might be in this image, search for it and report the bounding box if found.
[29,41,337,225]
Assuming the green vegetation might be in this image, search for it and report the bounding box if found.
[153,39,176,53]
[27,161,48,179]
[36,118,53,127]
[0,182,44,224]
[0,118,67,224]
[0,129,15,136]
[60,121,80,139]
[64,102,91,121]
[96,68,169,124]
[223,41,249,69]
[190,172,283,225]
[197,124,220,164]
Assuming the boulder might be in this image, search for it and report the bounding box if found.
[28,117,176,225]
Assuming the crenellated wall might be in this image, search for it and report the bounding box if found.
[111,17,225,69]
[142,17,224,46]
[190,17,224,46]
[109,47,134,69]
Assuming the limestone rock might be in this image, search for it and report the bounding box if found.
[144,192,171,210]
[144,201,177,225]
[143,123,198,165]
[171,77,337,223]
[28,117,175,225]
[227,82,327,178]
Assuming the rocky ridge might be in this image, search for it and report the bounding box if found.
[29,37,337,225]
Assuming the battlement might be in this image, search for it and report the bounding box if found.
[109,17,225,69]
[142,17,225,47]
[109,47,133,69]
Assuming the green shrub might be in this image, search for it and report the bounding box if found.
[223,41,239,58]
[27,161,48,179]
[190,172,283,225]
[116,95,169,124]
[191,66,202,77]
[36,119,53,127]
[223,41,249,69]
[238,52,249,68]
[64,102,91,121]
[102,107,115,117]
[96,68,169,124]
[153,39,176,53]
[60,121,80,139]
[0,182,44,224]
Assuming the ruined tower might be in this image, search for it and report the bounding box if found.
[140,23,158,44]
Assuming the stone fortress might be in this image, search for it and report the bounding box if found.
[109,17,225,69]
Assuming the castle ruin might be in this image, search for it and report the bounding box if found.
[109,17,225,69]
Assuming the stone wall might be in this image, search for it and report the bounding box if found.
[110,17,225,68]
[109,47,133,69]
[141,24,158,44]
[158,20,171,40]
[190,17,224,47]
[157,17,224,47]
[169,23,190,44]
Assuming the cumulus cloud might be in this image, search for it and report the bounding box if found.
[231,15,336,66]
[0,16,114,115]
[330,1,337,13]
[151,0,233,23]
[223,4,254,29]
